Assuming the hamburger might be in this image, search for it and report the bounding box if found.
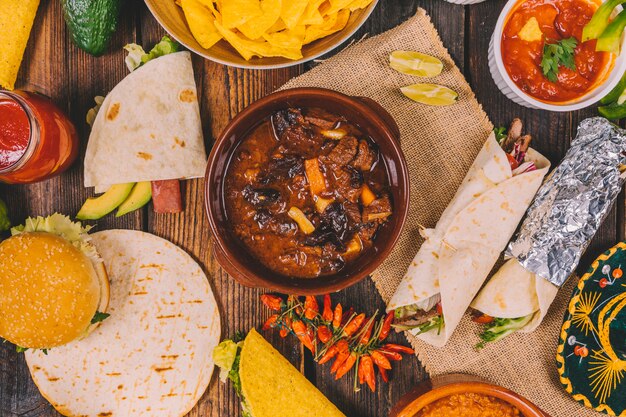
[0,214,109,350]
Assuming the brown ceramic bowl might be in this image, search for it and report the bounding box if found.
[144,0,379,69]
[204,87,408,295]
[389,374,551,417]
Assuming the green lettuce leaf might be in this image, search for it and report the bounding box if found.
[0,198,10,232]
[11,213,100,264]
[123,36,181,72]
[213,339,251,417]
[476,314,535,349]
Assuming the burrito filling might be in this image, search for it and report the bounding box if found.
[214,338,252,417]
[474,313,535,349]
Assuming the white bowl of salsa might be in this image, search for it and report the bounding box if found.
[489,0,626,111]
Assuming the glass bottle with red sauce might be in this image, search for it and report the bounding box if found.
[0,91,78,184]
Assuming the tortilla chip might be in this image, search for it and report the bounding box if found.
[280,0,309,29]
[347,0,374,11]
[263,25,305,50]
[238,0,281,40]
[267,18,287,33]
[0,0,39,90]
[220,0,263,29]
[298,0,326,26]
[214,20,302,60]
[181,0,222,49]
[199,0,221,19]
[304,9,350,45]
[325,0,352,14]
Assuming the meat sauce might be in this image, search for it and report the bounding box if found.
[224,107,393,279]
[502,0,611,102]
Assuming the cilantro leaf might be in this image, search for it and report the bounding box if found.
[494,127,507,144]
[91,311,111,324]
[541,37,578,83]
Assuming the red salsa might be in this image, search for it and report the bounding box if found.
[502,0,613,103]
[0,91,78,184]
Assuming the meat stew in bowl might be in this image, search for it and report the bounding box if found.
[224,107,393,279]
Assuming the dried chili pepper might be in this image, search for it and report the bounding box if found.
[378,349,402,361]
[262,314,279,330]
[330,341,351,373]
[377,364,389,383]
[341,307,355,326]
[335,352,357,379]
[260,294,283,311]
[322,294,333,322]
[292,320,314,352]
[382,343,415,355]
[318,343,339,365]
[358,318,374,344]
[371,350,392,370]
[304,296,319,320]
[379,311,394,340]
[318,325,333,343]
[332,303,342,329]
[344,313,365,336]
[360,355,375,391]
[280,316,292,338]
[358,358,366,384]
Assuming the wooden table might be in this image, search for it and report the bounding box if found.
[1,0,624,416]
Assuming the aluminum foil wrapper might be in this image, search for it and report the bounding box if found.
[507,117,626,287]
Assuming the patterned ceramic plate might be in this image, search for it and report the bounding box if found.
[557,242,626,416]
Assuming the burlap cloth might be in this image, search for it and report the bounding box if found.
[281,8,595,417]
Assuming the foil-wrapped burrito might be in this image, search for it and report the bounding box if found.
[472,118,626,344]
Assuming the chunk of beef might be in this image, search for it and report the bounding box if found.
[352,139,377,171]
[394,308,439,329]
[331,166,361,203]
[258,155,304,184]
[343,201,362,225]
[322,135,358,167]
[362,195,392,223]
[254,210,297,236]
[303,108,341,130]
[282,124,327,158]
[358,222,378,242]
[242,185,281,207]
[272,108,305,138]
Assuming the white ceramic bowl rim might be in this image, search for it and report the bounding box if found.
[493,0,626,112]
[145,0,380,70]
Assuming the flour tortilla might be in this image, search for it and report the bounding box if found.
[240,329,346,417]
[26,230,221,417]
[84,52,207,189]
[471,258,559,333]
[387,132,550,347]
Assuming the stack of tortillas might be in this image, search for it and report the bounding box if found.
[26,230,221,417]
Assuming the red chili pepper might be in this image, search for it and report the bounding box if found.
[280,316,292,338]
[506,153,519,170]
[292,320,314,352]
[260,294,283,311]
[379,311,394,341]
[371,350,392,370]
[359,318,374,344]
[322,294,333,322]
[332,303,342,329]
[330,341,351,373]
[377,364,389,383]
[344,313,365,336]
[318,343,339,365]
[360,355,376,391]
[472,313,494,324]
[436,302,443,315]
[341,307,355,326]
[382,343,415,355]
[335,352,357,379]
[304,296,319,320]
[378,349,402,361]
[317,325,333,344]
[358,358,366,384]
[262,314,279,330]
[289,295,303,315]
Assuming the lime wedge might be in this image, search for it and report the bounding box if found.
[390,51,444,77]
[400,84,459,106]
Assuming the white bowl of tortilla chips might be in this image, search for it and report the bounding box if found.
[145,0,379,69]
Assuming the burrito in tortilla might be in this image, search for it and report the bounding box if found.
[81,37,207,216]
[214,329,346,417]
[387,119,551,347]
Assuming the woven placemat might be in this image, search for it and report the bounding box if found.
[280,8,596,417]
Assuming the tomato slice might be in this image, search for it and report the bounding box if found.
[472,313,495,324]
[506,153,520,171]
